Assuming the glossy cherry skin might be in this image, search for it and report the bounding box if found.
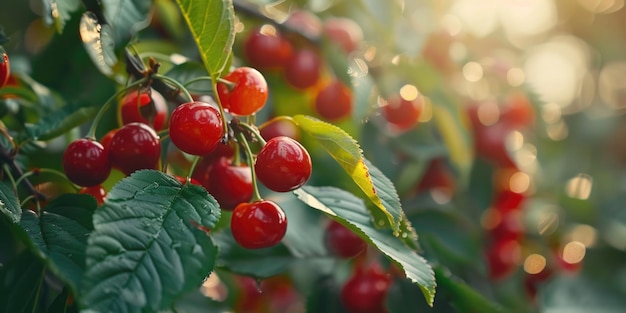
[284,49,322,89]
[315,80,352,121]
[216,67,268,116]
[255,136,312,192]
[109,122,161,175]
[244,27,294,70]
[260,119,300,141]
[0,53,9,89]
[119,88,168,131]
[99,129,118,152]
[383,95,423,132]
[63,138,112,187]
[322,17,363,54]
[231,200,287,249]
[79,185,107,206]
[324,220,367,258]
[205,157,253,210]
[340,264,391,313]
[169,101,224,156]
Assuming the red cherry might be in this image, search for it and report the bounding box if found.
[493,189,525,212]
[204,157,253,211]
[244,26,294,70]
[109,123,161,175]
[260,119,300,141]
[169,101,224,156]
[340,263,391,313]
[173,175,202,186]
[314,80,352,121]
[284,49,322,89]
[0,53,9,89]
[255,136,312,192]
[500,91,534,129]
[382,95,423,132]
[231,200,287,249]
[79,185,107,205]
[486,238,521,280]
[324,220,367,258]
[487,210,524,242]
[284,10,322,38]
[217,67,268,116]
[100,129,118,152]
[474,122,516,167]
[63,139,112,187]
[322,17,363,54]
[415,158,456,194]
[119,88,168,131]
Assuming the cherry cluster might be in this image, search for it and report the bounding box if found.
[241,12,362,122]
[61,65,313,250]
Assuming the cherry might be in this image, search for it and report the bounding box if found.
[415,158,455,195]
[324,220,367,258]
[63,138,111,187]
[314,80,352,121]
[204,157,253,210]
[492,189,525,212]
[109,122,161,175]
[216,67,268,116]
[486,238,521,280]
[169,101,224,156]
[500,91,534,129]
[99,129,118,152]
[322,17,363,54]
[340,263,391,313]
[173,175,202,186]
[473,122,516,167]
[255,136,312,192]
[284,10,322,38]
[260,119,299,141]
[79,185,107,205]
[284,49,322,89]
[382,95,423,132]
[244,26,294,70]
[231,200,287,249]
[0,52,9,89]
[119,88,168,131]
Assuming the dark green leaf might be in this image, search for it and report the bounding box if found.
[305,275,345,313]
[294,186,436,306]
[213,231,295,279]
[101,0,152,44]
[80,170,221,312]
[293,115,401,231]
[0,182,20,223]
[434,267,505,313]
[19,194,97,294]
[174,0,235,76]
[41,0,82,33]
[165,62,212,94]
[24,102,97,141]
[0,250,46,313]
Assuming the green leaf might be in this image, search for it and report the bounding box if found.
[0,251,46,313]
[0,182,20,223]
[80,170,221,312]
[213,231,295,279]
[434,267,505,313]
[165,61,212,94]
[174,0,235,76]
[101,0,152,44]
[294,186,436,306]
[293,115,401,230]
[41,0,82,33]
[24,102,97,141]
[18,194,97,294]
[79,11,118,78]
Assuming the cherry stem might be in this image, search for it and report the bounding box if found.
[210,77,231,140]
[216,77,236,90]
[15,168,79,191]
[238,122,266,146]
[187,156,201,184]
[87,78,148,139]
[152,74,194,102]
[236,132,263,202]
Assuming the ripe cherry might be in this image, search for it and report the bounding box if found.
[340,263,391,313]
[260,119,300,141]
[217,67,268,116]
[79,185,107,206]
[255,136,312,192]
[0,52,9,89]
[415,158,456,195]
[382,95,423,132]
[63,138,112,187]
[204,157,253,210]
[109,122,161,175]
[322,17,363,54]
[474,122,516,167]
[119,88,168,131]
[284,10,322,38]
[169,101,224,156]
[99,129,118,152]
[231,200,287,249]
[324,220,367,258]
[173,175,202,186]
[244,26,294,70]
[500,91,534,129]
[486,238,521,280]
[284,49,322,90]
[314,80,352,121]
